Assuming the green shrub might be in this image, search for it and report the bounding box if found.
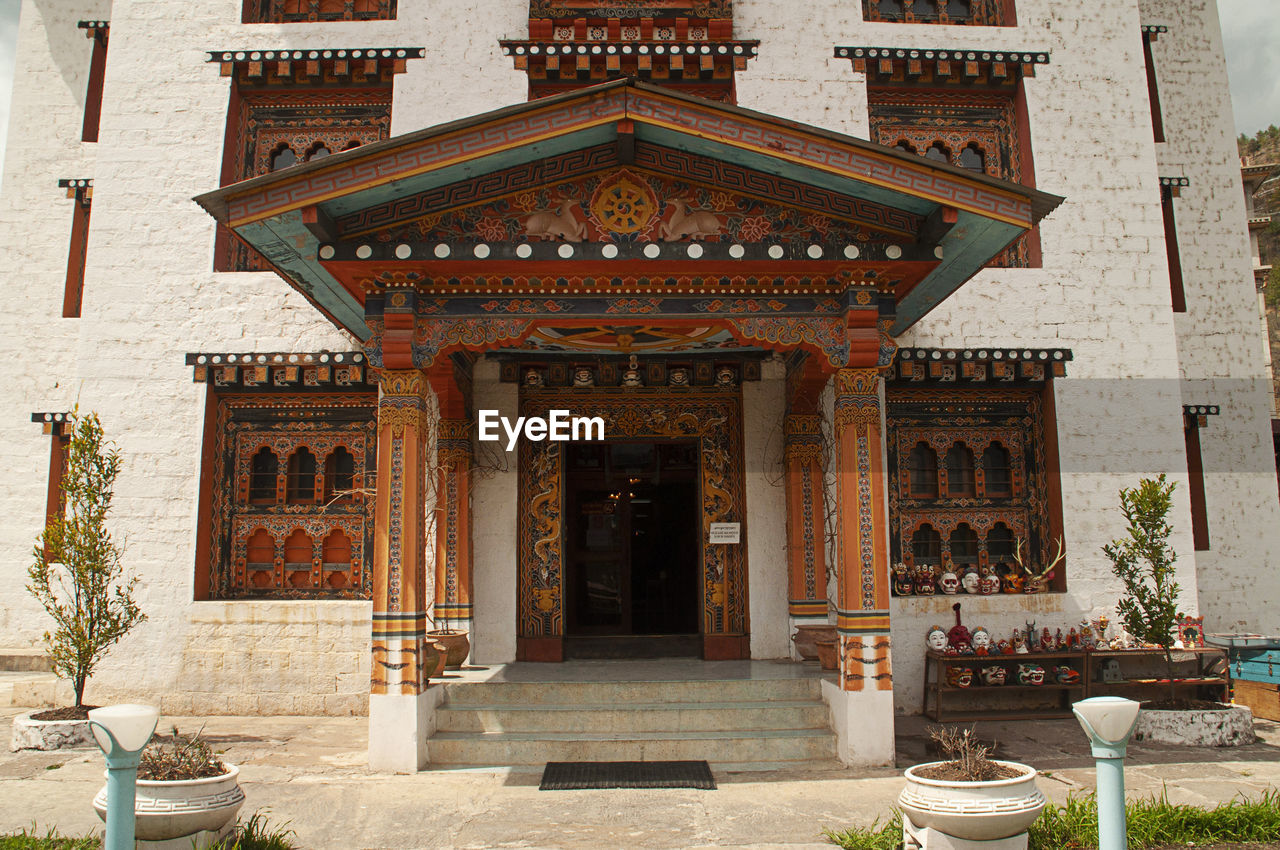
[208,813,301,850]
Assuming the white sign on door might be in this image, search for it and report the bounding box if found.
[709,522,741,544]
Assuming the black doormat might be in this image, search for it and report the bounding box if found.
[539,760,716,790]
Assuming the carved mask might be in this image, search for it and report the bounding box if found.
[926,627,948,652]
[1017,664,1046,686]
[979,666,1007,686]
[946,667,974,688]
[940,572,961,595]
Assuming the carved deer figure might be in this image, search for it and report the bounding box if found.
[660,199,723,241]
[525,199,586,242]
[1013,536,1065,593]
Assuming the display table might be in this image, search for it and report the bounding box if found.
[923,647,1228,722]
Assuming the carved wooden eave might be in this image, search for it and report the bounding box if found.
[194,78,1063,353]
[836,47,1050,85]
[58,178,93,206]
[77,20,108,45]
[206,48,424,84]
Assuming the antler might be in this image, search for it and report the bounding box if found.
[1027,536,1065,580]
[1011,537,1026,574]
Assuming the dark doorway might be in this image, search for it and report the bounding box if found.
[564,441,701,658]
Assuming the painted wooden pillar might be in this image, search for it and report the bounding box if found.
[832,367,892,694]
[368,367,433,772]
[433,418,474,635]
[783,414,828,628]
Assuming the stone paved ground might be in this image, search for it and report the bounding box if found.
[2,708,1278,849]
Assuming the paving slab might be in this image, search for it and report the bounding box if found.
[2,708,1279,849]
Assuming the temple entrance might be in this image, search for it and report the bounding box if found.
[563,441,701,658]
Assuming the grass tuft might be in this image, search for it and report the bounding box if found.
[207,812,301,850]
[825,790,1280,850]
[0,825,99,849]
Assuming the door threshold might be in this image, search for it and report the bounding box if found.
[564,634,702,659]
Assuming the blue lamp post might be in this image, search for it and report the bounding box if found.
[1072,696,1142,850]
[88,704,160,850]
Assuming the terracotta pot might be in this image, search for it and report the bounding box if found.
[427,629,471,668]
[815,638,839,671]
[793,624,837,661]
[898,760,1045,841]
[421,640,447,681]
[93,764,244,842]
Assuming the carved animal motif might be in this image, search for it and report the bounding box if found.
[660,199,723,241]
[525,200,586,242]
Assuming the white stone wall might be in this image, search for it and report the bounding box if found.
[0,0,1274,717]
[1144,0,1280,634]
[743,356,789,659]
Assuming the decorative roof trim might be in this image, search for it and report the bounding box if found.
[891,347,1071,383]
[1160,176,1190,187]
[58,178,92,204]
[835,46,1050,81]
[1183,404,1220,428]
[77,20,108,43]
[500,38,756,77]
[1141,24,1169,40]
[186,351,373,389]
[31,411,74,436]
[207,48,424,80]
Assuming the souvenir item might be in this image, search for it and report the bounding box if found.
[939,571,961,595]
[1017,664,1046,686]
[1078,621,1095,651]
[1066,627,1079,648]
[1040,627,1054,653]
[946,666,974,688]
[996,639,1014,655]
[979,666,1007,686]
[926,626,948,652]
[971,627,992,655]
[960,568,980,594]
[1054,628,1065,650]
[1001,569,1025,593]
[572,367,594,387]
[978,565,1000,595]
[947,603,973,654]
[1101,659,1124,683]
[1025,620,1037,651]
[1055,665,1081,685]
[892,562,914,596]
[1177,615,1205,648]
[915,565,937,595]
[1013,631,1029,654]
[1093,616,1110,646]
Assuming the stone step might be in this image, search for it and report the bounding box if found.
[436,699,831,734]
[440,676,822,707]
[0,649,52,673]
[0,672,71,708]
[427,728,837,766]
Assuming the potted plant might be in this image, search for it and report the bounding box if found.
[1103,475,1255,745]
[897,727,1046,845]
[92,727,245,844]
[13,411,146,752]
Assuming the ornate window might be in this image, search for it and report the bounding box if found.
[242,0,395,23]
[861,0,1011,26]
[887,382,1064,593]
[868,87,1035,266]
[213,57,400,272]
[190,354,377,600]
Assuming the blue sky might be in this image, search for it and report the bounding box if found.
[0,1,1274,180]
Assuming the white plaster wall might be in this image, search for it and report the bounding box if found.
[1145,0,1280,634]
[743,356,789,658]
[470,358,519,664]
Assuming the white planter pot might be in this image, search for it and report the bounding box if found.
[10,711,94,751]
[93,764,245,842]
[898,760,1047,841]
[1134,704,1256,747]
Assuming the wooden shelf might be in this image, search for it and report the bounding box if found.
[923,646,1228,722]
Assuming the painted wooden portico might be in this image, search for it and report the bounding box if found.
[196,78,1061,769]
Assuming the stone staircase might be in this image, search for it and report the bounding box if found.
[427,674,839,770]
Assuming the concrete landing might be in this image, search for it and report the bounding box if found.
[3,709,1280,849]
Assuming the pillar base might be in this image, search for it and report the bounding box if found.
[821,679,895,766]
[368,689,444,773]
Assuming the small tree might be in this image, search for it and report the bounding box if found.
[1102,474,1180,704]
[27,411,146,709]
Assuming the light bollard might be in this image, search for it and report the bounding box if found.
[1072,696,1142,850]
[88,704,160,850]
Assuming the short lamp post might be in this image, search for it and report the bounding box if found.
[88,704,160,850]
[1072,696,1142,850]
